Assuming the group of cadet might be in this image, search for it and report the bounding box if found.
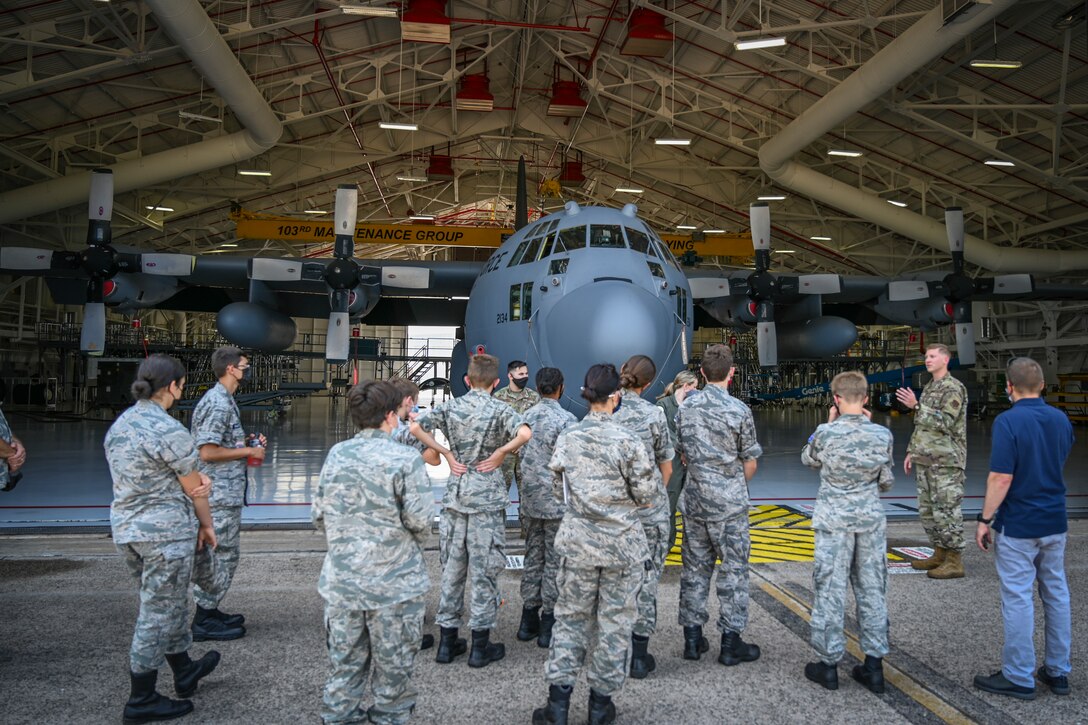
[101,340,1073,724]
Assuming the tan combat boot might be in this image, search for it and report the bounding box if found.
[928,550,965,579]
[910,546,946,571]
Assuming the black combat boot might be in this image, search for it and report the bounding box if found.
[531,684,572,725]
[434,626,467,664]
[165,650,221,698]
[587,689,616,725]
[517,606,542,641]
[420,633,434,650]
[719,631,760,666]
[467,628,505,668]
[804,661,839,691]
[851,655,885,694]
[682,625,709,660]
[191,606,245,642]
[205,607,245,627]
[537,610,556,649]
[629,634,656,679]
[122,670,193,725]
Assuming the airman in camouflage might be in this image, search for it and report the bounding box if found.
[533,363,656,725]
[411,353,532,668]
[612,354,674,680]
[493,360,540,508]
[515,368,576,647]
[0,405,27,491]
[190,347,260,640]
[312,380,432,725]
[801,371,894,693]
[105,355,223,724]
[675,344,763,666]
[896,343,968,579]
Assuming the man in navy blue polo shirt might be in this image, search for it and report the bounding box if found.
[973,357,1073,700]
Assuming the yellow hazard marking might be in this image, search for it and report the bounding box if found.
[666,505,907,566]
[757,580,975,725]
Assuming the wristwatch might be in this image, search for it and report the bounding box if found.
[976,512,994,525]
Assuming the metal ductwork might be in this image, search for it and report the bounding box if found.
[0,0,282,224]
[759,0,1088,274]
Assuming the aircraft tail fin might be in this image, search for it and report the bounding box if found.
[515,155,528,231]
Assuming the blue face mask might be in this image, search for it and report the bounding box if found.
[613,395,623,412]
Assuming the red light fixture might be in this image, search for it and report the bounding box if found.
[547,80,587,117]
[401,0,450,43]
[621,8,673,57]
[558,160,585,187]
[426,153,455,181]
[455,73,494,112]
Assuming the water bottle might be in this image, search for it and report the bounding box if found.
[246,434,264,467]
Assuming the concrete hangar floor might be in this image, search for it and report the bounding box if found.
[0,397,1085,723]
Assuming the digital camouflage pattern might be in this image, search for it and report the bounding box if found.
[0,407,12,487]
[906,375,967,469]
[322,596,425,725]
[312,429,431,610]
[802,414,891,663]
[801,414,895,532]
[519,399,577,520]
[416,389,525,513]
[493,384,539,491]
[657,393,686,521]
[105,399,199,544]
[521,517,561,612]
[191,381,248,506]
[678,516,751,633]
[544,559,641,696]
[436,508,505,630]
[192,504,242,609]
[915,465,966,551]
[547,411,656,567]
[392,419,427,453]
[612,391,674,637]
[675,385,762,522]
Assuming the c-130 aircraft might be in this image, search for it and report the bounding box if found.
[4,159,1087,412]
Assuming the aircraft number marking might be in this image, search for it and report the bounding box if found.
[496,312,508,324]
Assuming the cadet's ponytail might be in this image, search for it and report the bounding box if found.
[619,355,655,390]
[131,354,186,400]
[581,363,620,404]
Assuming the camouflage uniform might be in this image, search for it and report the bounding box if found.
[190,381,248,610]
[312,429,432,725]
[544,412,656,695]
[675,385,762,634]
[518,399,576,613]
[906,375,967,552]
[392,419,428,454]
[613,392,674,637]
[492,384,540,499]
[416,390,525,630]
[802,414,894,664]
[0,407,13,488]
[656,393,686,529]
[105,400,221,673]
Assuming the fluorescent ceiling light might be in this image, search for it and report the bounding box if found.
[969,59,1022,69]
[379,121,419,131]
[397,175,428,182]
[810,236,832,241]
[887,199,908,208]
[775,249,796,254]
[704,229,725,234]
[615,187,644,194]
[304,209,328,215]
[654,137,691,146]
[734,37,787,51]
[341,4,398,16]
[238,169,272,177]
[409,214,436,221]
[827,149,863,158]
[984,159,1015,167]
[676,224,697,230]
[757,195,787,201]
[178,110,222,123]
[220,243,238,248]
[144,205,174,212]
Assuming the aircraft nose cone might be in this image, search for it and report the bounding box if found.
[543,280,675,381]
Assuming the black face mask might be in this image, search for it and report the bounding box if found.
[511,376,529,389]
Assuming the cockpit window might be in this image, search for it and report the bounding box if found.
[590,225,626,248]
[518,236,544,265]
[650,233,679,269]
[626,227,651,254]
[537,233,555,260]
[549,258,569,275]
[555,226,586,253]
[507,239,530,267]
[647,261,665,278]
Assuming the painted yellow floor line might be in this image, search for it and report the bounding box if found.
[757,580,975,725]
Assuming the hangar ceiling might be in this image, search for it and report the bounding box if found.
[1,0,1086,281]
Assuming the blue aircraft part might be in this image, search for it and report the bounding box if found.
[216,301,298,352]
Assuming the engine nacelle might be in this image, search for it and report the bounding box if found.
[776,316,858,359]
[216,302,298,351]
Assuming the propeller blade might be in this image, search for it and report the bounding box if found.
[381,266,431,290]
[797,274,841,295]
[0,247,54,270]
[945,206,965,274]
[326,312,350,362]
[333,184,359,260]
[757,320,778,367]
[749,202,771,252]
[249,258,304,282]
[955,322,976,366]
[687,277,731,299]
[992,274,1034,295]
[80,302,106,355]
[888,280,930,302]
[88,169,114,222]
[140,254,195,277]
